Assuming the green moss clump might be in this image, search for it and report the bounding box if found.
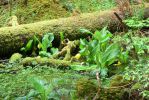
[0,0,69,27]
[9,53,22,63]
[76,78,97,99]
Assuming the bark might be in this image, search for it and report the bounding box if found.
[0,4,149,57]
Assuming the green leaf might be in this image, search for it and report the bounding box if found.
[93,27,112,43]
[100,67,108,77]
[93,30,101,40]
[60,32,64,42]
[33,35,40,44]
[50,48,59,55]
[29,77,53,100]
[119,51,129,63]
[96,51,103,67]
[21,39,33,52]
[26,40,33,52]
[79,39,88,49]
[29,77,46,99]
[42,33,54,51]
[103,43,120,66]
[79,28,93,35]
[71,64,97,71]
[20,47,25,52]
[39,51,51,58]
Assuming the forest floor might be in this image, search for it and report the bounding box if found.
[0,0,148,100]
[0,0,115,27]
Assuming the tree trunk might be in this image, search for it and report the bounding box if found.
[0,4,149,57]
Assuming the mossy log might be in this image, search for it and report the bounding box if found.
[21,57,78,68]
[0,4,149,57]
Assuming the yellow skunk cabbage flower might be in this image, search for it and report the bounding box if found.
[114,61,121,67]
[37,43,42,49]
[74,53,81,60]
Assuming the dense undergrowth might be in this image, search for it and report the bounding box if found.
[0,0,115,27]
[0,0,149,100]
[0,27,148,99]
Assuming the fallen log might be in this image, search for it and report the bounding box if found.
[0,4,149,57]
[20,57,78,68]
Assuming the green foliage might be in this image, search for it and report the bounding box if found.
[71,65,97,71]
[9,53,22,63]
[118,50,129,64]
[79,27,115,64]
[141,90,149,99]
[1,0,148,99]
[50,48,59,55]
[123,59,149,99]
[0,66,86,99]
[126,33,148,60]
[29,77,53,100]
[38,33,56,57]
[76,78,97,99]
[72,27,123,77]
[40,33,54,52]
[20,40,33,53]
[113,33,149,60]
[124,17,149,29]
[20,33,58,58]
[71,0,115,12]
[39,51,52,58]
[132,3,145,20]
[123,3,148,29]
[113,33,149,99]
[60,32,65,43]
[0,0,116,27]
[25,77,78,100]
[21,35,40,55]
[132,37,149,56]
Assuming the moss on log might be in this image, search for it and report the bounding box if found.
[21,57,78,68]
[0,4,149,57]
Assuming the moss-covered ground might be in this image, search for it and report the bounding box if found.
[0,0,149,100]
[0,65,89,99]
[0,0,115,27]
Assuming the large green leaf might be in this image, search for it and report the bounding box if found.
[103,43,120,66]
[119,51,129,63]
[42,33,54,51]
[20,39,33,52]
[39,51,51,58]
[93,30,102,40]
[79,39,88,49]
[29,77,53,100]
[50,48,59,55]
[71,64,97,71]
[79,28,93,35]
[100,67,108,77]
[60,32,64,42]
[29,77,46,99]
[93,27,112,43]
